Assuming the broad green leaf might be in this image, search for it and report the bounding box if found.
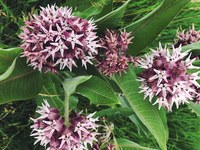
[69,96,79,110]
[35,73,64,113]
[119,96,149,135]
[67,0,111,19]
[182,41,200,52]
[113,66,168,150]
[62,76,92,96]
[95,107,133,117]
[116,138,156,150]
[74,7,102,19]
[193,60,200,66]
[0,57,42,104]
[95,0,130,32]
[187,101,200,117]
[0,47,21,74]
[125,0,190,55]
[0,58,16,81]
[76,76,120,105]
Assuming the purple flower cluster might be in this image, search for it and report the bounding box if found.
[19,5,100,72]
[138,43,200,110]
[96,30,135,77]
[31,100,99,150]
[174,25,200,48]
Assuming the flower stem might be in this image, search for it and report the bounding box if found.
[64,92,70,127]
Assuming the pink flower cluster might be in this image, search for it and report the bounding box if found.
[19,5,100,72]
[96,30,136,77]
[31,100,99,150]
[138,43,200,110]
[174,25,200,48]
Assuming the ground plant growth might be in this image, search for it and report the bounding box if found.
[0,0,200,150]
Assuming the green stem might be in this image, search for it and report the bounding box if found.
[64,92,70,127]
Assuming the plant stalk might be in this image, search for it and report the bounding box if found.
[64,92,70,127]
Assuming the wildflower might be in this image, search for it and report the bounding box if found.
[19,5,100,73]
[31,100,99,149]
[174,24,200,48]
[138,43,200,110]
[96,30,138,77]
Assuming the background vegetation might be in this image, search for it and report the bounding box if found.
[0,0,200,149]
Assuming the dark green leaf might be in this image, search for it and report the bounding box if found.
[67,0,112,19]
[187,101,200,117]
[62,76,92,96]
[193,60,200,66]
[76,76,120,105]
[125,0,190,55]
[95,107,133,117]
[0,58,17,81]
[182,41,200,52]
[113,66,168,150]
[35,73,64,113]
[116,138,156,150]
[0,57,42,104]
[95,0,130,32]
[0,47,21,74]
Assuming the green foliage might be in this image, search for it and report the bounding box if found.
[76,76,120,105]
[62,76,92,96]
[71,0,113,19]
[0,56,42,104]
[125,0,190,55]
[0,0,200,150]
[95,0,130,32]
[95,107,133,117]
[35,73,64,113]
[116,138,156,150]
[187,101,200,117]
[113,66,168,150]
[0,58,17,81]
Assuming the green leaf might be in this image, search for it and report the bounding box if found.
[182,41,200,52]
[116,138,156,150]
[62,76,92,96]
[76,76,120,105]
[119,96,149,135]
[74,6,102,19]
[187,101,200,117]
[0,47,21,74]
[68,0,112,19]
[125,0,190,55]
[193,60,200,66]
[0,58,17,81]
[95,0,130,32]
[69,96,79,110]
[113,66,168,150]
[95,107,133,117]
[35,73,64,113]
[0,57,42,105]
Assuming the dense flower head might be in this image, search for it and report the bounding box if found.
[174,25,200,48]
[19,5,100,72]
[138,43,200,111]
[96,29,138,77]
[31,100,99,150]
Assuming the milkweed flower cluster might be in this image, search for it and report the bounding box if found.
[30,100,99,150]
[96,30,136,77]
[19,5,100,72]
[174,25,200,48]
[138,43,200,110]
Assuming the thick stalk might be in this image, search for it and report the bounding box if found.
[64,92,70,127]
